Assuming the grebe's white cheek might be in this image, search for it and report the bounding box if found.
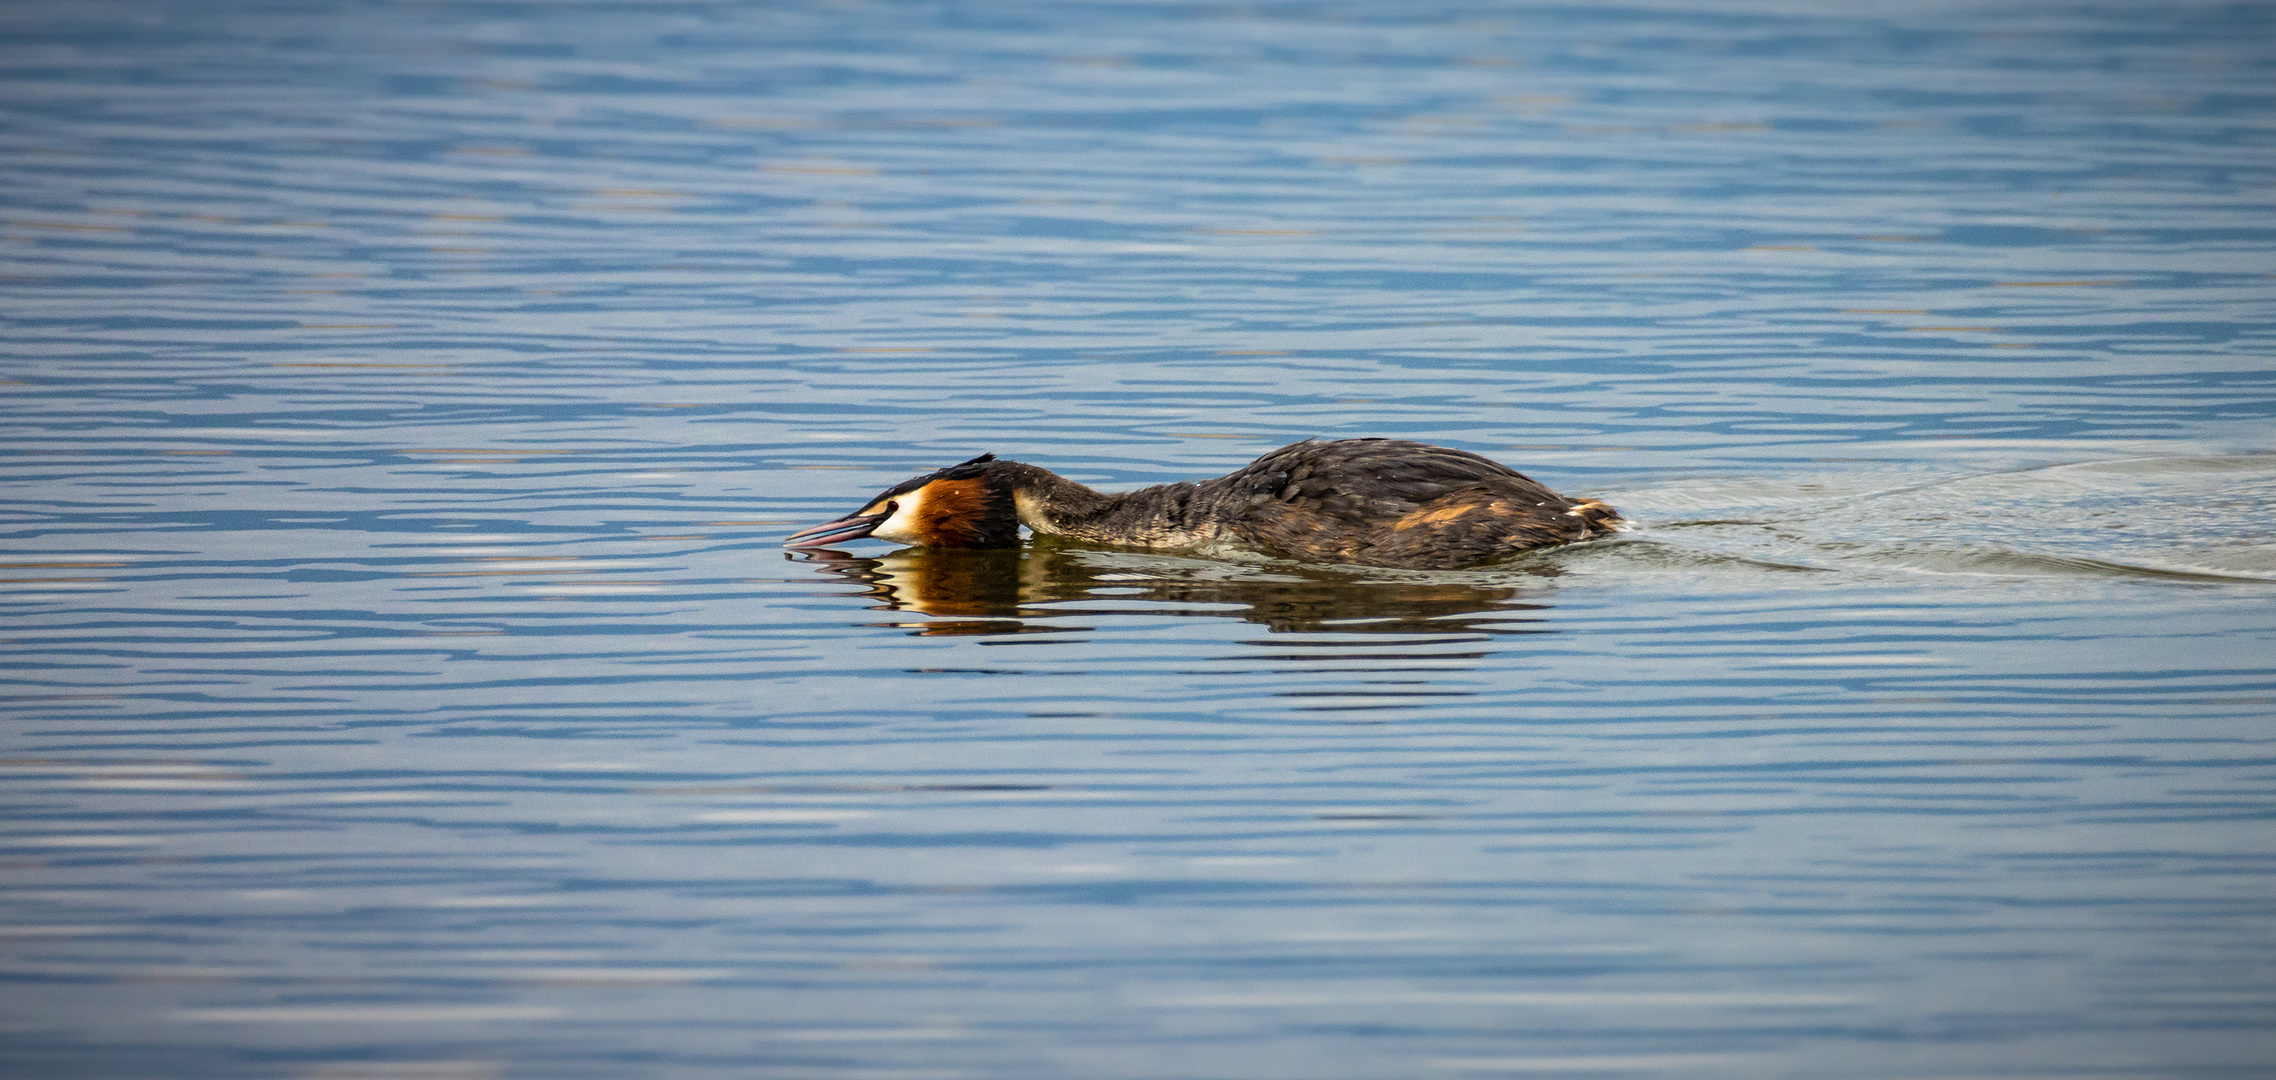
[869,489,928,545]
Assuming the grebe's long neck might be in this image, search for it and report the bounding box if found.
[995,462,1214,548]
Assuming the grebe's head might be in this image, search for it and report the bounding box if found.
[784,453,1019,550]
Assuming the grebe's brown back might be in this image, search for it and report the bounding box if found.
[783,438,1624,570]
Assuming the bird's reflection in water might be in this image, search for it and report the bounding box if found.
[789,538,1557,638]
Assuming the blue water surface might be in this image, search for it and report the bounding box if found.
[3,1,2274,1078]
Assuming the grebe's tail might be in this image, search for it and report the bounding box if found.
[1566,500,1628,537]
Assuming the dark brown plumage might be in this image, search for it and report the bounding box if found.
[784,438,1625,570]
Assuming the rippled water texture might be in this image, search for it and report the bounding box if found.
[4,1,2274,1077]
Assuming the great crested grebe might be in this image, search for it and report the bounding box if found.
[783,438,1624,570]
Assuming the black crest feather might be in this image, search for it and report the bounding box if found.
[867,453,998,505]
[940,453,996,479]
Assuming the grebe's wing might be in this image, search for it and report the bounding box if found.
[1215,438,1562,522]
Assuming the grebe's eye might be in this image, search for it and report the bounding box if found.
[884,500,898,515]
